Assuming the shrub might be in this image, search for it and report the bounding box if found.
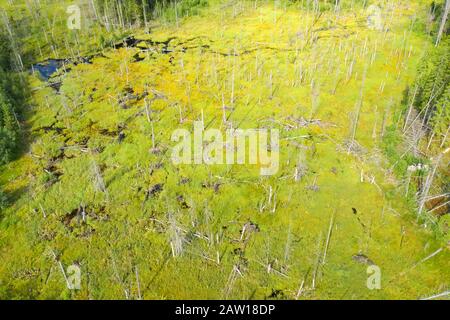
[0,188,7,210]
[0,89,18,165]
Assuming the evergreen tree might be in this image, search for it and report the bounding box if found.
[0,89,18,165]
[0,33,20,165]
[412,37,449,138]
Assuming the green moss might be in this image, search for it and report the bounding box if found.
[0,0,448,300]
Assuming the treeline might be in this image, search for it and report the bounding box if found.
[289,0,370,11]
[0,33,24,166]
[395,0,449,219]
[0,0,209,67]
[0,31,27,208]
[407,0,449,146]
[90,0,208,29]
[412,39,449,143]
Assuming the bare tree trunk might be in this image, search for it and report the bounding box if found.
[141,0,148,29]
[135,266,142,300]
[403,85,418,132]
[350,64,368,141]
[440,125,449,148]
[90,0,99,20]
[418,154,442,216]
[436,0,450,46]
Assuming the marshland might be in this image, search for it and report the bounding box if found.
[0,0,448,300]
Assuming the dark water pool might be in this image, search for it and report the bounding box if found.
[32,59,65,80]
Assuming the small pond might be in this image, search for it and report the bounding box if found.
[31,59,66,80]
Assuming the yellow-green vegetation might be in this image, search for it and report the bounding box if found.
[0,0,449,299]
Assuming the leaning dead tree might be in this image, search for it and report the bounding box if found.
[418,153,443,217]
[168,212,184,257]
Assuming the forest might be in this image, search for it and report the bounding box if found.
[0,0,448,300]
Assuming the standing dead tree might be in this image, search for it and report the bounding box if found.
[436,0,450,46]
[322,212,336,265]
[1,10,24,71]
[349,63,368,142]
[91,159,108,198]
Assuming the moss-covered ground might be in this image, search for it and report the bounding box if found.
[0,0,448,299]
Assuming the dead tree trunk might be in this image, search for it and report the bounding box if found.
[436,0,450,46]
